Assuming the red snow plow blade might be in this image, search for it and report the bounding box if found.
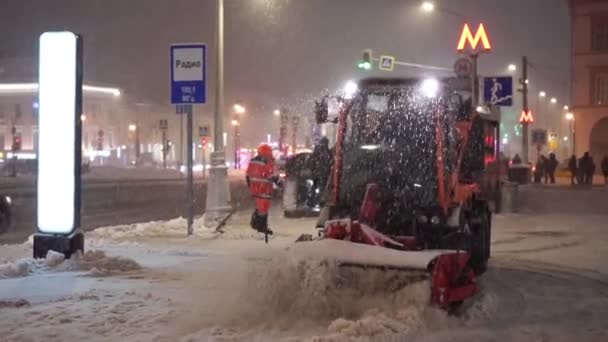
[291,217,478,310]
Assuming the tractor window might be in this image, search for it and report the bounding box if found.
[366,94,389,112]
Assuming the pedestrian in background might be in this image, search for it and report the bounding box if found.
[587,156,596,185]
[568,155,578,185]
[546,153,558,184]
[534,155,545,184]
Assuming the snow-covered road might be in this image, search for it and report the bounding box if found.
[1,208,608,341]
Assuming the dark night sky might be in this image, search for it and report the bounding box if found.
[0,0,570,143]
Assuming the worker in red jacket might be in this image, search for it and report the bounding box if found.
[246,144,281,235]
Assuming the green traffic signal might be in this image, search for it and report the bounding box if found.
[358,49,372,70]
[358,61,371,70]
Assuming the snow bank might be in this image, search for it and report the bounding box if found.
[88,217,219,241]
[0,250,140,279]
[87,216,274,242]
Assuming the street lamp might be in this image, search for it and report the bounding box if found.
[128,124,137,132]
[80,114,87,122]
[563,105,569,111]
[550,97,557,104]
[420,1,435,13]
[507,64,517,72]
[233,103,245,114]
[231,119,240,169]
[344,80,358,100]
[539,91,546,97]
[565,112,575,155]
[273,109,280,116]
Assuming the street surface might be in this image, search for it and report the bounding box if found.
[0,185,607,341]
[0,169,252,244]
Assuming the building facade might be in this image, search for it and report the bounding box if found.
[570,0,608,162]
[0,84,213,168]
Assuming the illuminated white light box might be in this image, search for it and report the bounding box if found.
[37,31,82,235]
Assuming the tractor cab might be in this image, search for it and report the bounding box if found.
[314,77,498,273]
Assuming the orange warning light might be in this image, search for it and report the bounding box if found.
[457,23,492,52]
[519,110,534,123]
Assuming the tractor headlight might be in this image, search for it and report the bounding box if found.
[430,215,441,225]
[420,78,440,98]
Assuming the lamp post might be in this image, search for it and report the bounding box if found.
[205,0,232,227]
[128,123,137,164]
[232,103,245,169]
[231,119,240,169]
[565,112,575,155]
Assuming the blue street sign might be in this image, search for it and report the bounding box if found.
[483,76,513,106]
[171,44,206,104]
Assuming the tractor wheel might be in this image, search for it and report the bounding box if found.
[470,203,491,275]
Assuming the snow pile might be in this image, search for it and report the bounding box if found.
[0,250,140,279]
[241,254,447,336]
[0,250,66,278]
[65,250,141,275]
[87,217,219,241]
[0,258,39,278]
[87,216,277,242]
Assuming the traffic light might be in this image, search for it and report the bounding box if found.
[12,136,21,152]
[358,49,372,70]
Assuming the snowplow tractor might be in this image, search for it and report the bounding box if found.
[294,77,499,309]
[282,152,325,218]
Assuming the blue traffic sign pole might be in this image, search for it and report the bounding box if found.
[171,44,206,235]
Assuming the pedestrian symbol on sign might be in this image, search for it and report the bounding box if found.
[379,55,395,71]
[483,76,513,106]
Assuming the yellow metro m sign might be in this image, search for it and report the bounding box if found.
[457,23,492,52]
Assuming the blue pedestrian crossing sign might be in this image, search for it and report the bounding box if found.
[379,55,395,71]
[171,44,206,104]
[483,76,513,106]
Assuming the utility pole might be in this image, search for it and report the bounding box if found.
[204,0,232,228]
[521,56,529,163]
[291,113,299,153]
[180,114,183,170]
[471,54,479,109]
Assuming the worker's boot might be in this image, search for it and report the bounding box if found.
[258,214,273,235]
[250,211,263,231]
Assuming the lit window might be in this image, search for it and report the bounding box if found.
[593,71,608,105]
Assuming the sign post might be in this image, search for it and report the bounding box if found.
[171,43,206,235]
[456,23,492,111]
[199,126,209,179]
[531,129,547,160]
[159,119,168,169]
[34,31,84,258]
